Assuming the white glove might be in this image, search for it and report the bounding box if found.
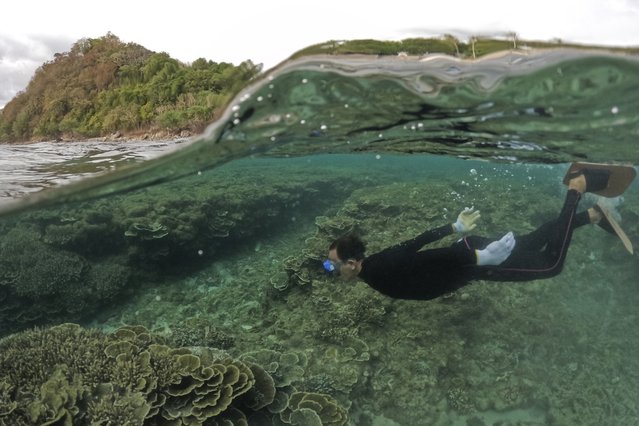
[453,207,481,233]
[476,232,516,265]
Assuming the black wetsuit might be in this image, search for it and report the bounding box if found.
[358,190,588,300]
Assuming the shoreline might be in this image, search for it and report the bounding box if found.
[0,129,197,145]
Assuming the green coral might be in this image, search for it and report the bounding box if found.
[124,221,170,240]
[239,362,276,411]
[241,349,308,388]
[0,380,17,418]
[279,392,349,426]
[0,323,348,425]
[83,383,151,425]
[168,317,235,349]
[0,158,371,334]
[26,367,83,425]
[0,226,133,334]
[1,228,87,299]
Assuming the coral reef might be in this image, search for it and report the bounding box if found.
[168,317,235,349]
[0,323,348,425]
[240,349,308,388]
[279,392,349,426]
[0,226,133,335]
[253,175,639,424]
[2,155,639,425]
[0,159,378,335]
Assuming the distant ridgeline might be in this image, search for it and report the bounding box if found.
[0,33,261,143]
[2,33,637,143]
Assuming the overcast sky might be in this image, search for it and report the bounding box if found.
[2,0,639,108]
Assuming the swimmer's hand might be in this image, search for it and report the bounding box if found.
[453,207,481,233]
[476,232,516,266]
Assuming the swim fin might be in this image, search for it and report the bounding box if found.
[563,162,636,197]
[595,202,633,255]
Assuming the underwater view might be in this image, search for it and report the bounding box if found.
[1,49,639,425]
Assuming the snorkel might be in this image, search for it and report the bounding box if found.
[323,259,342,275]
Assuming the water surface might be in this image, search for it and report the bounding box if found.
[0,139,186,203]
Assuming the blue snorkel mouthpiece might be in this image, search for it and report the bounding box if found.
[323,259,335,273]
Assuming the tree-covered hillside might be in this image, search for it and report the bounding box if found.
[0,33,261,143]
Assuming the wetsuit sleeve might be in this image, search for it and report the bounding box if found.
[378,224,455,256]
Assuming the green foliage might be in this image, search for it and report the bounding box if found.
[399,37,458,55]
[0,33,262,142]
[289,36,639,62]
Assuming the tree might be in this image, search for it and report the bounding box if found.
[443,34,460,56]
[508,32,519,49]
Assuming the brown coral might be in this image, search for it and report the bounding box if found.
[279,392,349,426]
[0,323,337,425]
[239,362,276,411]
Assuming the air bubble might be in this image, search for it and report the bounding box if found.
[611,106,619,114]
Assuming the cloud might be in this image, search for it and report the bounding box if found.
[0,34,74,108]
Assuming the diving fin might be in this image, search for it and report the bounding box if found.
[596,202,633,255]
[563,162,636,197]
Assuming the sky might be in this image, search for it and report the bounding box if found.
[2,0,639,108]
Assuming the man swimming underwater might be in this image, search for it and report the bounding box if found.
[324,163,635,300]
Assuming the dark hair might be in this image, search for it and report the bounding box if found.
[329,234,366,261]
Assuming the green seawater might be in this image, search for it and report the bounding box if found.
[1,50,638,425]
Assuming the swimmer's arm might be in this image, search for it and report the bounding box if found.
[383,224,454,254]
